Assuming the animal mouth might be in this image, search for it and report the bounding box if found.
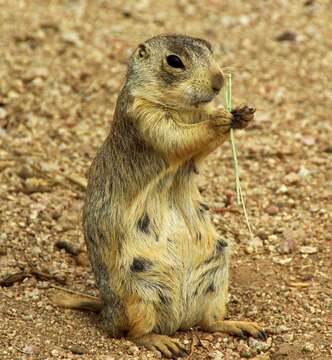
[193,96,214,106]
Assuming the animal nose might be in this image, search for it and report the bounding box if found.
[211,72,224,93]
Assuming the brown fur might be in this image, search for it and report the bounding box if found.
[53,34,265,358]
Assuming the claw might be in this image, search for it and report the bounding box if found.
[237,330,247,339]
[257,330,268,341]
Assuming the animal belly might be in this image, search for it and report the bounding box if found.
[155,204,229,332]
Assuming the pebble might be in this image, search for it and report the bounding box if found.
[238,343,254,358]
[282,333,294,342]
[276,184,288,194]
[62,31,82,46]
[23,345,40,355]
[127,345,139,355]
[299,245,318,254]
[23,67,49,81]
[298,165,310,177]
[285,172,300,185]
[302,136,316,146]
[275,30,297,42]
[302,343,314,352]
[0,108,7,119]
[209,350,224,359]
[275,325,290,334]
[257,231,268,240]
[266,206,279,215]
[31,246,42,256]
[248,338,271,352]
[279,230,297,254]
[67,344,88,354]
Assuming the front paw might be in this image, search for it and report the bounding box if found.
[231,106,255,129]
[209,108,232,134]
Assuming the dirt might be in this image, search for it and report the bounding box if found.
[0,1,331,359]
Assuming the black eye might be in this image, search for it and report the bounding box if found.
[166,55,185,69]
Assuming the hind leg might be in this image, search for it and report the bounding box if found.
[124,294,188,358]
[199,283,267,340]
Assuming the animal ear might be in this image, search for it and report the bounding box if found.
[136,43,149,59]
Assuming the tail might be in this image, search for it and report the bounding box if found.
[52,291,103,313]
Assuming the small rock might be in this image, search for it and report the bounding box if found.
[275,344,291,356]
[279,230,297,254]
[127,345,139,355]
[67,344,88,355]
[209,350,224,359]
[282,333,294,342]
[238,342,254,358]
[55,240,79,256]
[304,0,315,6]
[202,334,214,342]
[266,206,279,215]
[75,253,89,266]
[244,246,254,254]
[273,257,292,265]
[23,67,49,81]
[298,165,310,178]
[0,108,7,119]
[257,231,268,240]
[251,353,270,360]
[299,245,318,254]
[276,184,288,194]
[248,338,271,352]
[279,240,294,254]
[22,345,40,355]
[17,165,35,179]
[302,343,314,352]
[275,31,297,42]
[62,31,82,46]
[31,246,42,257]
[301,136,315,146]
[285,172,300,185]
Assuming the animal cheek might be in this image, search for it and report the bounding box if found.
[182,84,196,102]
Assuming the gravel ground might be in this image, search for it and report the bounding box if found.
[0,1,331,359]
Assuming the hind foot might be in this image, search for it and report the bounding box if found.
[202,320,267,340]
[133,333,188,358]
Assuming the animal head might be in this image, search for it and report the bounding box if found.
[127,34,224,111]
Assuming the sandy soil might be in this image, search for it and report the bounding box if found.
[0,1,331,359]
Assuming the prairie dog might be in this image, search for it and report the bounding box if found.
[54,34,265,358]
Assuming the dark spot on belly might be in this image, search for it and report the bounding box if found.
[196,231,202,241]
[206,282,216,293]
[159,293,172,306]
[195,266,219,295]
[130,257,152,272]
[200,202,209,211]
[189,159,199,174]
[198,202,209,219]
[137,213,150,234]
[216,238,228,252]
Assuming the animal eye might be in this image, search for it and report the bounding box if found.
[166,55,185,69]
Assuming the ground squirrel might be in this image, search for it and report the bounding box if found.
[54,34,265,358]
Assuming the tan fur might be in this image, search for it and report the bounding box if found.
[53,34,264,358]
